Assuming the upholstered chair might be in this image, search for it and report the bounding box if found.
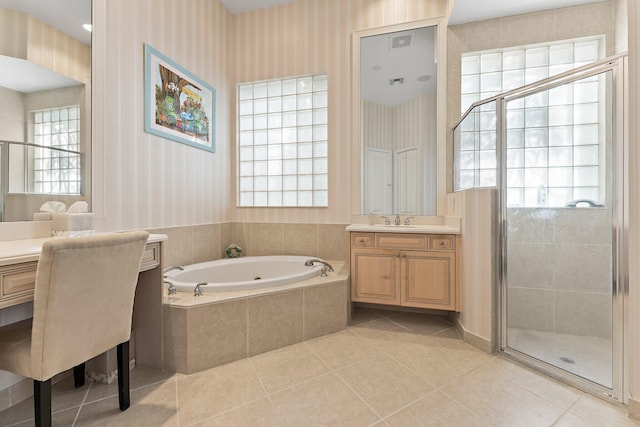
[0,231,149,426]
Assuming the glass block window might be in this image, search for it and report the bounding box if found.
[32,106,82,194]
[454,100,497,190]
[461,37,603,113]
[505,72,607,207]
[456,36,605,203]
[237,75,328,207]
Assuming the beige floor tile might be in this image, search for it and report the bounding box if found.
[385,391,491,426]
[177,359,265,426]
[568,394,640,426]
[441,364,565,426]
[350,307,384,326]
[85,366,176,404]
[10,407,79,427]
[482,358,581,409]
[0,375,88,426]
[306,330,381,369]
[190,397,282,426]
[249,342,330,395]
[270,372,379,426]
[387,312,453,336]
[74,380,178,427]
[337,353,434,417]
[349,319,417,345]
[381,338,491,387]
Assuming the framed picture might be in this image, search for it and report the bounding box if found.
[144,44,216,152]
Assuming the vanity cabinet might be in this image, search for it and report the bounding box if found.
[350,232,461,312]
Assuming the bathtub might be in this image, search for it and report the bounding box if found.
[163,255,327,293]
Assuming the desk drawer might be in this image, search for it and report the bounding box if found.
[1,262,37,302]
[139,242,160,272]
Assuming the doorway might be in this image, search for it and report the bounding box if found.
[500,58,626,401]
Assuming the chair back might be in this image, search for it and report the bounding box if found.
[29,231,149,381]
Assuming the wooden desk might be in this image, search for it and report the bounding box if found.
[0,234,167,371]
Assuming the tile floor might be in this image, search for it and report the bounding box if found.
[1,307,638,426]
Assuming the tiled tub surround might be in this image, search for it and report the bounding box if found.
[149,222,349,267]
[162,262,348,374]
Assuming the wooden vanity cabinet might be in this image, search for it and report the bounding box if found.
[350,232,461,312]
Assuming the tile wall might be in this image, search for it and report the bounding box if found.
[506,208,612,337]
[149,222,349,267]
[163,281,349,374]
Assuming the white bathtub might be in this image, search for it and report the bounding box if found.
[164,255,327,293]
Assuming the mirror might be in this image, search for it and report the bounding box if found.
[0,0,91,222]
[357,24,438,216]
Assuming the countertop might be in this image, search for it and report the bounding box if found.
[345,223,461,234]
[0,233,168,266]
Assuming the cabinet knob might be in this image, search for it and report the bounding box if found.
[439,241,445,246]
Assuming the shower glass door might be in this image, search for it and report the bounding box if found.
[502,64,622,395]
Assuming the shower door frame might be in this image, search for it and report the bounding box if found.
[497,55,628,403]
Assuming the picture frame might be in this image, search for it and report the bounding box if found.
[144,44,216,152]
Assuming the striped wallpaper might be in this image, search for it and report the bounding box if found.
[93,0,231,231]
[229,0,446,224]
[90,0,446,231]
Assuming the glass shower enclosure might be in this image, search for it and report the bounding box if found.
[454,55,627,401]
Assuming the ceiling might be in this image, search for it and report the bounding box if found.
[0,0,89,93]
[0,0,606,94]
[0,0,91,45]
[219,0,606,18]
[361,27,437,106]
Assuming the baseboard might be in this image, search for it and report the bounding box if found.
[453,317,493,353]
[629,398,640,420]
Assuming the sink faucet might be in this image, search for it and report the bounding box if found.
[404,216,414,225]
[394,214,401,225]
[380,216,391,226]
[304,259,334,277]
[163,265,185,275]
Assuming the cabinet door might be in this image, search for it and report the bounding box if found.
[351,249,400,305]
[401,252,455,310]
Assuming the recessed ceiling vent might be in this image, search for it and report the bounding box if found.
[390,34,412,49]
[389,77,404,86]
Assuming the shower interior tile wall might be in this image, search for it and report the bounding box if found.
[506,208,612,337]
[150,222,350,267]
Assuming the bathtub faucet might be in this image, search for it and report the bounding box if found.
[164,280,177,296]
[163,265,185,275]
[304,259,334,277]
[194,282,207,296]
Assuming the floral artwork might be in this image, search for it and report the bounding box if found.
[144,44,216,152]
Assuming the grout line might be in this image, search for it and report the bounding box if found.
[334,372,384,421]
[247,357,287,427]
[71,380,93,426]
[174,376,181,427]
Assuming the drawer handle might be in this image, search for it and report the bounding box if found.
[359,239,366,243]
[439,241,445,246]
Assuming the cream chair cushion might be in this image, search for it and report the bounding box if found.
[0,231,148,382]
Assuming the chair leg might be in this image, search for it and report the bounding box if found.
[34,379,52,427]
[73,363,85,388]
[117,341,130,411]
